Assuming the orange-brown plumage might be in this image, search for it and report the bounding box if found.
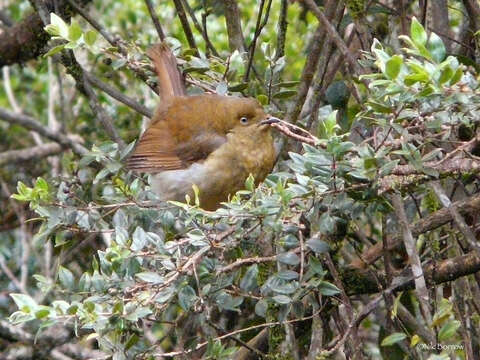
[127,43,278,210]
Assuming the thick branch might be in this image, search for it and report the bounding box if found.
[0,0,92,66]
[223,0,246,52]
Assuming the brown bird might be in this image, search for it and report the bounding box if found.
[127,43,279,210]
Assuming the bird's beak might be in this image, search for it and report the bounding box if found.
[260,116,281,126]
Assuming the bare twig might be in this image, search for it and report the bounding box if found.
[271,120,321,147]
[144,0,166,41]
[180,0,220,57]
[244,0,273,81]
[275,0,288,60]
[0,107,87,155]
[84,71,153,118]
[218,248,301,273]
[390,193,432,324]
[82,72,126,149]
[0,143,63,166]
[302,0,363,75]
[3,66,43,145]
[431,181,480,252]
[172,0,199,56]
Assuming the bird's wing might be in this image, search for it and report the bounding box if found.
[126,123,227,173]
[148,43,186,101]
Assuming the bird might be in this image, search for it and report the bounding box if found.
[127,43,279,210]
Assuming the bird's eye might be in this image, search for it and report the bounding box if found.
[240,116,248,124]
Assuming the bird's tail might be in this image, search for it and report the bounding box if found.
[147,43,186,100]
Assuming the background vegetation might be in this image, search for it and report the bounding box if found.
[1,0,480,359]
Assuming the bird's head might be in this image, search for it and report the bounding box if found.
[212,96,277,133]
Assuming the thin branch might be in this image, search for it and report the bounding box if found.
[144,0,166,41]
[85,71,153,118]
[82,72,126,149]
[0,254,28,294]
[431,181,480,252]
[208,321,267,358]
[0,107,87,155]
[180,0,220,57]
[244,0,273,81]
[0,143,63,166]
[3,66,43,145]
[284,23,326,125]
[172,0,199,56]
[271,119,321,147]
[218,248,301,273]
[390,193,432,324]
[65,0,117,49]
[275,0,288,60]
[303,0,363,75]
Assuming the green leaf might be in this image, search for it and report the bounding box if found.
[276,80,300,88]
[272,295,291,304]
[10,293,37,312]
[438,320,460,341]
[44,44,66,58]
[245,174,255,192]
[228,83,248,92]
[273,90,297,99]
[125,334,140,351]
[438,65,453,85]
[366,101,392,113]
[257,94,268,105]
[68,21,82,42]
[131,226,147,251]
[35,308,50,319]
[427,32,446,63]
[178,285,197,311]
[240,264,258,291]
[276,270,299,280]
[255,299,268,317]
[449,68,463,85]
[306,238,330,254]
[410,17,427,46]
[404,73,429,85]
[318,281,340,296]
[216,82,228,95]
[50,13,69,38]
[319,212,335,234]
[381,332,407,346]
[385,55,403,79]
[136,272,164,284]
[44,24,60,36]
[58,266,75,290]
[432,298,453,326]
[85,30,98,46]
[277,252,300,266]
